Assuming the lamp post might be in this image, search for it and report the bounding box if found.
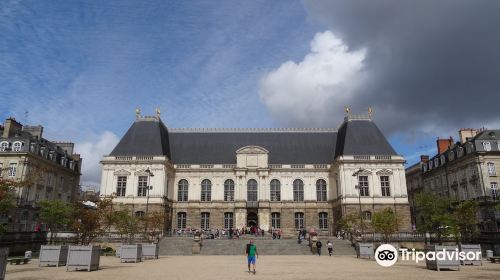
[144,168,154,238]
[352,169,365,242]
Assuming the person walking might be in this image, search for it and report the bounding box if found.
[316,240,323,256]
[246,240,258,274]
[327,240,333,256]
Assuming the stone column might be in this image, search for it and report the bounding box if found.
[235,208,247,229]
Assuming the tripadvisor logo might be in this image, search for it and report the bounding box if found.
[374,244,482,267]
[375,244,398,267]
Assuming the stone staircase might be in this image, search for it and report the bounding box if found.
[158,237,355,256]
[158,237,193,255]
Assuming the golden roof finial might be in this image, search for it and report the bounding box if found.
[344,106,351,116]
[155,107,161,118]
[135,108,141,119]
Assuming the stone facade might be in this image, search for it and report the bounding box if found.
[0,117,82,232]
[100,111,412,236]
[405,129,500,232]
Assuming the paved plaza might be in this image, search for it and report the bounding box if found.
[6,255,500,280]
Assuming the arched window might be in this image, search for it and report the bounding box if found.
[293,179,304,202]
[135,211,145,218]
[362,211,372,221]
[270,179,281,201]
[0,141,9,152]
[247,179,258,201]
[271,212,281,229]
[318,212,328,230]
[294,212,304,229]
[201,179,212,201]
[316,179,327,201]
[12,141,22,152]
[177,212,187,229]
[178,179,189,201]
[224,212,234,229]
[224,179,235,201]
[201,212,210,230]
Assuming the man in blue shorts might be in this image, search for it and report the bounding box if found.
[246,239,258,274]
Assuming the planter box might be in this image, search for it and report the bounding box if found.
[142,244,159,260]
[39,245,68,267]
[115,245,121,258]
[120,244,142,263]
[459,244,482,266]
[0,248,8,280]
[356,243,374,259]
[66,245,100,272]
[425,245,460,271]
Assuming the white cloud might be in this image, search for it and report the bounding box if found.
[75,131,119,188]
[259,30,366,127]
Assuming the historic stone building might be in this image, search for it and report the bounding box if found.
[100,110,411,236]
[406,128,500,232]
[0,117,82,231]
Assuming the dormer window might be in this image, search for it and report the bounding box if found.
[448,151,455,161]
[429,161,433,169]
[12,141,23,152]
[440,155,446,165]
[457,147,464,157]
[483,141,492,152]
[0,141,8,152]
[434,158,439,167]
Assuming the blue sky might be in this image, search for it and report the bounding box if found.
[4,0,496,186]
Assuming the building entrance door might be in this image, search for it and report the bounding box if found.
[247,211,258,227]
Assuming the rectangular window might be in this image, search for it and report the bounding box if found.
[116,176,127,197]
[137,176,148,197]
[491,182,498,200]
[224,212,233,229]
[177,212,187,229]
[8,163,17,177]
[294,212,304,230]
[380,176,391,197]
[0,163,3,177]
[487,162,496,176]
[319,212,328,230]
[201,212,210,230]
[271,212,281,229]
[358,176,369,197]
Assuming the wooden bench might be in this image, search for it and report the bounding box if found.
[8,257,30,265]
[490,257,500,263]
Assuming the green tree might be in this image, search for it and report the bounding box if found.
[453,200,479,243]
[372,208,398,243]
[114,209,140,244]
[40,200,74,244]
[0,178,16,235]
[415,192,455,244]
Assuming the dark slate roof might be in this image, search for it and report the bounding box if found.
[110,118,398,163]
[335,119,397,157]
[110,119,171,158]
[474,130,500,141]
[169,131,337,164]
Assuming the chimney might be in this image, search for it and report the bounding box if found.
[437,137,454,154]
[459,128,478,144]
[2,118,23,138]
[420,155,430,163]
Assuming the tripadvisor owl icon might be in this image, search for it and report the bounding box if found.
[375,244,398,267]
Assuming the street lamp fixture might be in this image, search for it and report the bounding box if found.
[352,169,366,242]
[144,168,154,239]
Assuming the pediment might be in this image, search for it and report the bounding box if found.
[113,169,131,176]
[134,169,150,176]
[376,169,393,175]
[236,146,269,154]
